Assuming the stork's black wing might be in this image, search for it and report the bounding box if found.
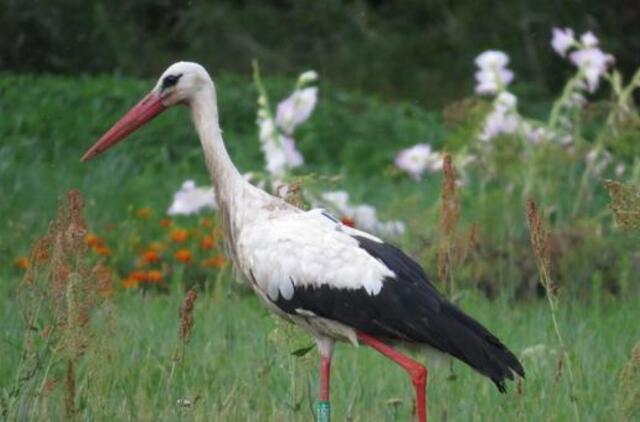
[273,235,524,392]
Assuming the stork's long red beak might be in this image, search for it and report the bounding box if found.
[81,92,166,162]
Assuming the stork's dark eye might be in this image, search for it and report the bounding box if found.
[161,73,183,90]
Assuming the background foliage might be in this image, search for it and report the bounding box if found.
[2,0,640,104]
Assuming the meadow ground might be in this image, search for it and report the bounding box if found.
[1,73,639,421]
[1,284,638,421]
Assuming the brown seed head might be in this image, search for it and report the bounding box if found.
[179,288,198,343]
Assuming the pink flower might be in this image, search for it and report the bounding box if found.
[395,144,442,180]
[474,51,514,95]
[551,27,575,57]
[275,87,318,135]
[569,47,614,92]
[580,31,599,48]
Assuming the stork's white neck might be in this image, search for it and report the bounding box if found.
[189,84,244,205]
[187,81,270,268]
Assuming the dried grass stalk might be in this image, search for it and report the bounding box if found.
[179,288,198,343]
[283,181,304,208]
[64,360,75,418]
[525,199,579,420]
[438,154,461,292]
[11,190,102,419]
[525,200,555,297]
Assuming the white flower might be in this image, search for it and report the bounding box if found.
[167,180,217,216]
[615,162,625,177]
[475,68,514,95]
[580,31,599,48]
[281,136,304,167]
[394,144,437,180]
[570,47,613,93]
[551,27,575,57]
[258,102,304,178]
[352,205,406,237]
[258,115,276,140]
[479,107,519,141]
[585,148,599,163]
[352,205,378,232]
[261,134,304,177]
[275,87,318,135]
[424,151,445,173]
[523,124,547,145]
[475,50,510,69]
[298,70,318,85]
[495,91,518,112]
[474,50,514,95]
[319,191,405,238]
[478,90,521,141]
[376,220,406,237]
[321,191,350,211]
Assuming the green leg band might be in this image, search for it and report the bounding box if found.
[316,400,330,422]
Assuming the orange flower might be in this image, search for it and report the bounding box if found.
[136,207,152,220]
[123,270,146,288]
[175,248,192,263]
[170,228,189,243]
[142,250,160,264]
[85,233,104,248]
[159,219,173,228]
[131,270,147,282]
[200,235,215,250]
[201,217,213,228]
[93,245,112,256]
[202,254,226,269]
[146,270,163,283]
[14,257,29,270]
[122,277,139,288]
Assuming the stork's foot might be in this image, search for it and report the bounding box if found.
[316,400,330,422]
[357,332,428,422]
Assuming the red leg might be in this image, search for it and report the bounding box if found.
[315,338,334,422]
[320,354,331,401]
[357,332,428,422]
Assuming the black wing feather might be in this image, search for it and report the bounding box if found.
[273,235,524,392]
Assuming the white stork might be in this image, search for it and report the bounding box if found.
[82,62,524,421]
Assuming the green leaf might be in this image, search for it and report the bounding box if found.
[290,344,315,357]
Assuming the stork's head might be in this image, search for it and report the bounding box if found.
[81,61,213,162]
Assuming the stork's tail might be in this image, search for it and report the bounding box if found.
[434,301,525,392]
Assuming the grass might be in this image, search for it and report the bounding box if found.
[1,284,637,421]
[1,72,639,420]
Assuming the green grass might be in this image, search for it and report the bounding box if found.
[1,284,637,421]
